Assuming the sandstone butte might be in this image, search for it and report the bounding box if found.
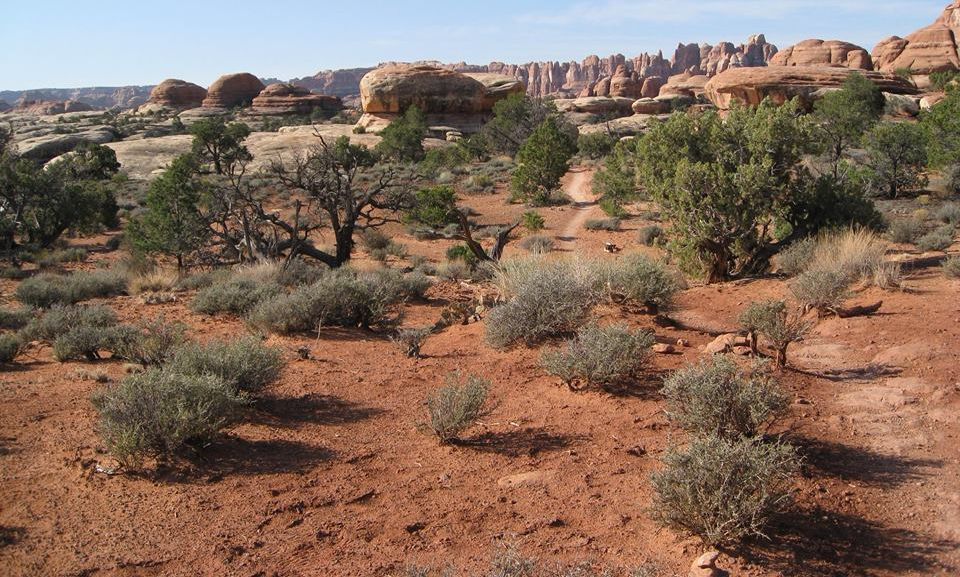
[704,66,918,110]
[770,39,873,70]
[147,79,207,110]
[250,83,342,116]
[872,0,960,78]
[14,100,95,115]
[201,73,266,109]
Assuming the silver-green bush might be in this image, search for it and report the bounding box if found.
[541,323,654,390]
[774,237,817,277]
[917,226,955,252]
[167,336,283,394]
[421,372,492,444]
[16,270,127,308]
[601,254,684,312]
[0,334,21,364]
[191,277,282,316]
[790,268,850,314]
[24,304,117,343]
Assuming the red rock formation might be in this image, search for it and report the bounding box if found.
[148,79,207,109]
[872,1,960,76]
[251,83,342,116]
[771,39,873,69]
[641,76,666,98]
[202,73,266,109]
[705,66,917,110]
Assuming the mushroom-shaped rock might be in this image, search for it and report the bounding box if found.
[704,66,917,110]
[360,65,489,114]
[770,39,873,70]
[872,1,960,77]
[202,73,266,109]
[148,79,207,109]
[251,83,342,116]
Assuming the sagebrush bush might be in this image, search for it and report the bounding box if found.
[422,372,492,443]
[174,270,226,291]
[791,268,850,314]
[936,202,960,226]
[917,226,955,252]
[0,334,22,364]
[23,304,117,342]
[661,356,788,439]
[486,259,597,348]
[541,323,654,390]
[53,326,114,361]
[247,268,406,333]
[739,300,811,367]
[109,318,186,366]
[775,237,817,277]
[651,434,799,547]
[437,260,472,281]
[167,336,283,394]
[392,327,432,358]
[638,225,663,246]
[600,254,684,312]
[584,218,621,231]
[16,270,127,308]
[943,256,960,278]
[191,277,282,316]
[0,308,34,331]
[886,219,925,244]
[360,229,392,251]
[520,234,555,254]
[92,369,246,465]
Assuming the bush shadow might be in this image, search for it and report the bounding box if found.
[458,427,585,458]
[793,437,942,488]
[252,393,384,429]
[196,437,335,478]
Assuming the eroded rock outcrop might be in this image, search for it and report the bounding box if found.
[872,1,960,78]
[14,100,96,115]
[147,79,207,110]
[705,66,917,110]
[251,83,342,116]
[771,39,873,69]
[202,73,266,109]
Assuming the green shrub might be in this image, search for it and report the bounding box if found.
[522,210,545,232]
[191,277,282,316]
[486,259,597,348]
[638,225,663,246]
[739,301,812,367]
[53,326,114,361]
[16,270,127,308]
[167,336,283,394]
[651,434,799,547]
[917,226,955,252]
[601,254,683,312]
[936,202,960,226]
[247,268,406,333]
[92,369,246,466]
[0,334,22,364]
[541,323,654,390]
[886,219,925,244]
[775,237,817,277]
[661,356,788,439]
[421,372,492,444]
[583,218,621,231]
[519,234,555,254]
[941,255,960,279]
[578,132,616,160]
[791,269,850,314]
[0,308,34,331]
[23,304,117,342]
[109,318,186,366]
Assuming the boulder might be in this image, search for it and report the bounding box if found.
[872,1,960,77]
[17,126,120,161]
[632,98,670,115]
[147,79,207,110]
[555,96,635,116]
[689,551,729,577]
[920,92,947,110]
[770,39,873,69]
[463,72,526,109]
[883,92,921,117]
[704,66,917,110]
[641,76,665,98]
[360,64,488,114]
[251,83,342,116]
[608,65,643,99]
[202,73,265,108]
[660,73,709,98]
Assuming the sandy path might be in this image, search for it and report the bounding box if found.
[556,169,598,247]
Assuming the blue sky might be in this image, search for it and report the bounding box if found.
[0,0,949,90]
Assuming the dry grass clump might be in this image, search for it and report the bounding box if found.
[660,356,788,439]
[650,434,799,547]
[486,257,597,348]
[791,269,851,314]
[421,372,493,444]
[541,323,654,390]
[129,269,180,294]
[807,228,886,282]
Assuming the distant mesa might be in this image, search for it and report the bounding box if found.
[15,100,96,115]
[357,64,524,132]
[251,83,342,116]
[770,39,873,70]
[704,66,918,110]
[872,0,960,84]
[148,79,207,110]
[0,100,10,112]
[202,73,266,109]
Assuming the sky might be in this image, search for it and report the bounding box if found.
[0,0,951,90]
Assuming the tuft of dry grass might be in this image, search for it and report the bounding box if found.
[807,229,886,284]
[129,269,180,295]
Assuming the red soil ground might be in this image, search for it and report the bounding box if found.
[0,172,958,577]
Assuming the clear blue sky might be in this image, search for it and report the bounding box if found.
[0,0,949,90]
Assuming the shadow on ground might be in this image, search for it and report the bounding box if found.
[794,437,942,488]
[252,393,384,429]
[459,427,585,458]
